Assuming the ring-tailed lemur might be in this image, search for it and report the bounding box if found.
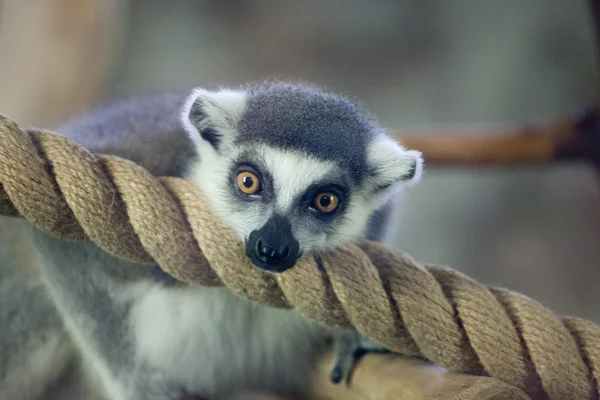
[1,81,423,400]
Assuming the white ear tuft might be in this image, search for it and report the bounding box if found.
[367,135,424,191]
[180,87,247,151]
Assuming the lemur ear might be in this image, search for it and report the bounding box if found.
[180,87,247,152]
[366,135,423,192]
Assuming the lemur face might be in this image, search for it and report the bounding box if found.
[181,82,422,273]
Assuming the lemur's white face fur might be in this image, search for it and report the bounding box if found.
[181,82,422,273]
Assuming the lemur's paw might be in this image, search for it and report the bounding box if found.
[329,330,390,385]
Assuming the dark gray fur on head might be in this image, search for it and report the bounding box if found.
[238,81,378,182]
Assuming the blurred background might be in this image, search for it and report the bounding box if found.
[1,0,599,322]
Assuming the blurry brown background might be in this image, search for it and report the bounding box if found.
[1,0,599,323]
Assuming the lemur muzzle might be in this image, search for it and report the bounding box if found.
[246,214,301,273]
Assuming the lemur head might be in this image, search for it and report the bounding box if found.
[181,81,422,274]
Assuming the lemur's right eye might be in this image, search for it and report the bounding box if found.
[313,192,340,213]
[236,171,262,195]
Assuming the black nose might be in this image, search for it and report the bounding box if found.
[256,239,291,263]
[246,214,301,273]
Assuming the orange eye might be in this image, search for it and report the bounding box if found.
[236,171,261,194]
[314,193,339,213]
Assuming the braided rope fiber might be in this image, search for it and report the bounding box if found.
[1,114,599,400]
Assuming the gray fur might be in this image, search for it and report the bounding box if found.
[1,81,419,400]
[0,259,72,400]
[57,91,196,178]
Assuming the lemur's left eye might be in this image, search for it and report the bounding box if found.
[313,193,339,213]
[236,171,262,195]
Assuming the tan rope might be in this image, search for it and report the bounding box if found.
[1,114,599,400]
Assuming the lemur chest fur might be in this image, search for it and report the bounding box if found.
[125,283,328,396]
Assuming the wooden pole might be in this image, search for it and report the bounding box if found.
[395,105,599,167]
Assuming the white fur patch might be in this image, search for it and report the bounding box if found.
[180,87,248,152]
[186,144,240,235]
[128,284,325,397]
[367,135,424,188]
[257,146,336,211]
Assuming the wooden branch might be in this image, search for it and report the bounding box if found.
[310,351,531,400]
[395,105,600,167]
[201,351,531,400]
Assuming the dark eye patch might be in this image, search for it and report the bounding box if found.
[228,153,274,203]
[298,182,349,220]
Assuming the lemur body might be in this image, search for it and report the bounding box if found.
[0,81,422,400]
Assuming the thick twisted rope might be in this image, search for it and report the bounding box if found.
[1,115,599,400]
